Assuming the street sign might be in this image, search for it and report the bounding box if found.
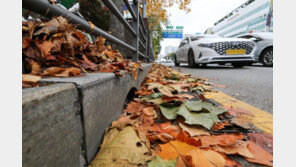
[166,26,174,29]
[162,30,183,39]
[176,26,184,29]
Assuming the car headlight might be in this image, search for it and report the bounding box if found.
[198,43,214,48]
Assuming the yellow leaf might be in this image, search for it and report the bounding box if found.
[90,126,152,167]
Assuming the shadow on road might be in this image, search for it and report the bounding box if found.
[168,63,273,70]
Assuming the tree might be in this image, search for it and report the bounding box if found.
[146,0,192,57]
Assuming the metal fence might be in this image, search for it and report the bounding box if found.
[22,0,155,62]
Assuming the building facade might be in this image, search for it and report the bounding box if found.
[212,0,273,37]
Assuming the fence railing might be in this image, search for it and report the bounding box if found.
[22,0,154,62]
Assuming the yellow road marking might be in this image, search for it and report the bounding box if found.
[204,89,273,134]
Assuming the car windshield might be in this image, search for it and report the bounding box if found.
[190,34,222,41]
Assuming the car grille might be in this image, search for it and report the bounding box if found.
[212,41,255,55]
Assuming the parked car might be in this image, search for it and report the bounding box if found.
[174,34,256,68]
[236,32,273,67]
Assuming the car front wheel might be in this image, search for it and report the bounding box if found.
[174,55,180,66]
[188,50,197,68]
[232,63,245,68]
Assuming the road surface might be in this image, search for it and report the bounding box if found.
[167,63,273,114]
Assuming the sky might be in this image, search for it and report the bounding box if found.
[160,0,247,55]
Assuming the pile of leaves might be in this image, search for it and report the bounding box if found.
[22,16,141,88]
[89,64,273,167]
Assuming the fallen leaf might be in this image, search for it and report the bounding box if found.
[125,101,145,114]
[213,84,227,88]
[90,126,152,167]
[244,141,273,166]
[184,100,203,112]
[223,107,254,117]
[201,148,226,167]
[157,140,196,160]
[198,133,244,147]
[177,104,220,130]
[143,107,156,117]
[148,122,180,139]
[247,133,273,154]
[211,141,254,159]
[36,40,53,57]
[147,156,177,167]
[30,61,41,75]
[159,103,180,120]
[176,130,202,147]
[230,113,254,129]
[42,67,65,76]
[132,68,137,81]
[22,74,41,83]
[211,122,230,131]
[185,148,212,167]
[179,123,210,137]
[109,114,136,130]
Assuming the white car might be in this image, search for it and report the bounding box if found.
[236,32,273,67]
[174,34,257,68]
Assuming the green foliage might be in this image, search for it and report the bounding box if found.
[159,100,227,129]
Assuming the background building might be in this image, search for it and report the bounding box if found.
[212,0,273,37]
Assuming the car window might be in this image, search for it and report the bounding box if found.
[185,37,189,43]
[178,42,184,48]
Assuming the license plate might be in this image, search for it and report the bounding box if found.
[226,49,246,55]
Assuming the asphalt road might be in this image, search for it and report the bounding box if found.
[167,63,273,114]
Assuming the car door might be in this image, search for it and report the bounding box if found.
[182,37,190,62]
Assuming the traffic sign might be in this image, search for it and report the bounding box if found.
[162,30,183,39]
[166,26,174,29]
[176,26,184,29]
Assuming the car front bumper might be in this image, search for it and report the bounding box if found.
[194,47,256,64]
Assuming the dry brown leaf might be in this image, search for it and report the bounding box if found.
[157,140,196,160]
[185,148,212,167]
[124,101,145,114]
[212,141,254,159]
[36,41,53,57]
[198,133,245,147]
[22,74,41,83]
[247,133,273,154]
[244,141,273,166]
[179,123,210,137]
[201,148,226,167]
[31,61,41,75]
[132,68,137,81]
[42,67,65,76]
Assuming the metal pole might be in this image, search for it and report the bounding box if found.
[131,0,139,62]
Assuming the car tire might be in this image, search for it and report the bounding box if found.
[261,48,273,67]
[232,63,245,68]
[201,64,207,68]
[188,50,197,68]
[174,55,180,66]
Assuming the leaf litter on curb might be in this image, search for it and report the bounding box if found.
[22,17,141,88]
[89,63,273,167]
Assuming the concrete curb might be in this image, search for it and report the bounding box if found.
[22,63,153,166]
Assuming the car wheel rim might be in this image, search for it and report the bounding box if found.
[263,50,273,65]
